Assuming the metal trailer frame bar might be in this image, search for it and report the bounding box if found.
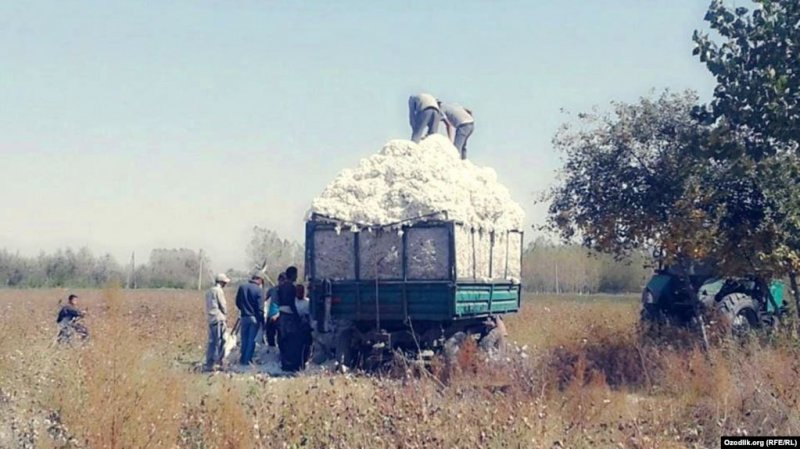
[354,230,361,280]
[488,231,494,279]
[470,228,477,280]
[503,230,508,279]
[305,221,316,279]
[402,229,409,320]
[448,221,457,317]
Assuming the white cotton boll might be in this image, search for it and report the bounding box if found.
[310,135,525,231]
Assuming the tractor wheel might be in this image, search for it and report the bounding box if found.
[718,293,760,336]
[638,305,666,338]
[639,305,662,323]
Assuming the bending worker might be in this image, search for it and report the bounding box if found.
[408,92,441,143]
[439,102,474,159]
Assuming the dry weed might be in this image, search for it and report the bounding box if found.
[0,289,799,449]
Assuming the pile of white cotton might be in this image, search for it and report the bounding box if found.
[310,135,525,232]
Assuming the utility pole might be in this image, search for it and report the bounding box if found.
[197,249,204,291]
[555,263,560,295]
[127,251,136,289]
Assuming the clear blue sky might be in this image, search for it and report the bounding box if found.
[0,0,717,271]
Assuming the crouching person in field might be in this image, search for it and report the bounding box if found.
[57,294,88,343]
[204,273,231,371]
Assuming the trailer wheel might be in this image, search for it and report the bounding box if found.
[335,328,356,368]
[443,332,468,367]
[719,293,759,336]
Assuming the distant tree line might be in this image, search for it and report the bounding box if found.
[245,226,305,281]
[0,248,124,288]
[0,226,305,289]
[521,238,650,294]
[134,249,211,289]
[0,247,211,289]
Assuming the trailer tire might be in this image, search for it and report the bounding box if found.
[443,332,468,367]
[335,328,356,368]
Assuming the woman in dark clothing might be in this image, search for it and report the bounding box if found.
[294,285,313,365]
[278,266,304,372]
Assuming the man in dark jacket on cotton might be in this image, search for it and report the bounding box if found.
[235,272,266,365]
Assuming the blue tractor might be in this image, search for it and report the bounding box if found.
[641,256,787,337]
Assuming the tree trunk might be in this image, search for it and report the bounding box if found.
[790,270,800,326]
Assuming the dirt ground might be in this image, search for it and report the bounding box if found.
[0,288,798,449]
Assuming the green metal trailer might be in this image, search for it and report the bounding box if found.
[305,215,523,366]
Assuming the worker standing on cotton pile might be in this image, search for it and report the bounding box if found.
[204,273,230,372]
[439,102,474,160]
[235,272,266,365]
[408,92,441,143]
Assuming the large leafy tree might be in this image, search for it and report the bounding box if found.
[694,0,800,155]
[694,0,800,304]
[551,0,800,316]
[548,91,714,262]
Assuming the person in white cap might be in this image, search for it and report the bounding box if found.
[408,92,442,143]
[204,273,231,371]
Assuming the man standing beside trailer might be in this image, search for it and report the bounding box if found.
[277,266,304,372]
[235,272,266,365]
[264,272,285,349]
[408,92,441,143]
[204,273,230,371]
[439,102,474,159]
[294,284,313,366]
